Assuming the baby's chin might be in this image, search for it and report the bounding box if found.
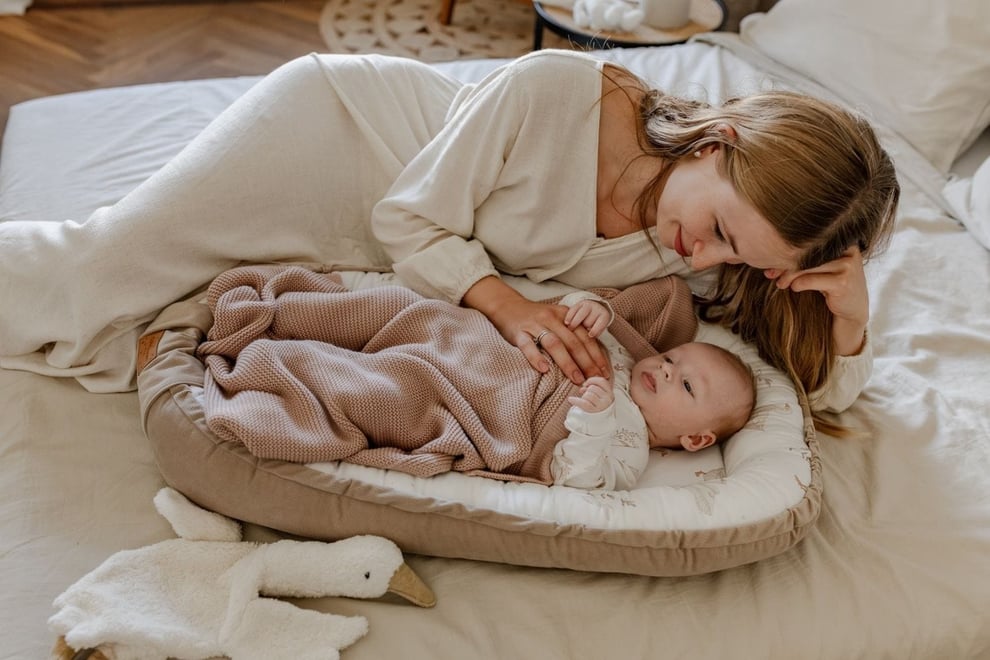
[646,431,677,451]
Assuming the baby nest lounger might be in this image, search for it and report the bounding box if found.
[137,267,820,577]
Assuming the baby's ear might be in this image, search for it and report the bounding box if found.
[679,432,716,452]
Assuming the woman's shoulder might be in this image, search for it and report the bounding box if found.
[504,49,605,81]
[457,50,606,115]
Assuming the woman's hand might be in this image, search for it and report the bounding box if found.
[461,276,611,384]
[765,245,869,356]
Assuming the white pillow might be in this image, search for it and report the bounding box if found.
[944,155,990,251]
[740,0,990,173]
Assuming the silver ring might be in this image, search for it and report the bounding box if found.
[534,330,552,347]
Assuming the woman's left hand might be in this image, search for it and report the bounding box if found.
[766,245,869,356]
[461,276,610,384]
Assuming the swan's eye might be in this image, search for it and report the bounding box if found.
[364,571,371,579]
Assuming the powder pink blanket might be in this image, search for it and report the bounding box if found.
[197,266,696,484]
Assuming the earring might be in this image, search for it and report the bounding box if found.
[693,150,702,158]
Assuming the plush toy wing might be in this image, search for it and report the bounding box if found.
[50,539,262,660]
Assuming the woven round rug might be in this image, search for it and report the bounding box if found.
[319,0,567,61]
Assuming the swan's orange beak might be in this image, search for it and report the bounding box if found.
[387,562,436,608]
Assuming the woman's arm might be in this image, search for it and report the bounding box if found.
[373,53,609,383]
[807,330,873,413]
[370,60,518,304]
[771,245,869,356]
[771,246,873,411]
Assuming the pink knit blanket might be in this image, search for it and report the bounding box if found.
[197,266,696,484]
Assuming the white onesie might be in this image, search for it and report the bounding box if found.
[549,292,652,491]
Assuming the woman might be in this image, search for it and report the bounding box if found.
[372,50,897,425]
[0,49,897,426]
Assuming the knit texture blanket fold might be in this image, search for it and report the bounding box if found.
[197,266,696,484]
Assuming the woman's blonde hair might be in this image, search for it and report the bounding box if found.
[629,82,899,434]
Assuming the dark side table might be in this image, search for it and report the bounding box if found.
[533,0,727,50]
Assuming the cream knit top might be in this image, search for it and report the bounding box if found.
[372,49,696,304]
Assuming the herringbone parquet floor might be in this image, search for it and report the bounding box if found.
[0,1,328,135]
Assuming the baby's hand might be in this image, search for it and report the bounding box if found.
[567,376,614,413]
[564,299,611,338]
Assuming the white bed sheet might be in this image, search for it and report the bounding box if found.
[2,40,989,660]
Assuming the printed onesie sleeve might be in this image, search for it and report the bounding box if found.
[549,292,650,491]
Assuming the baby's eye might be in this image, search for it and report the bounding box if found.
[713,222,725,242]
[664,356,673,364]
[683,379,693,395]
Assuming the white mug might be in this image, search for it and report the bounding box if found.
[641,0,691,29]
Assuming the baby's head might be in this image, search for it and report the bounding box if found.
[629,342,755,451]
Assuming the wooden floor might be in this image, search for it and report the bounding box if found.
[0,1,328,135]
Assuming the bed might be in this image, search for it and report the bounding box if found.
[2,0,989,657]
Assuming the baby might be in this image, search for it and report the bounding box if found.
[550,293,756,491]
[200,265,752,490]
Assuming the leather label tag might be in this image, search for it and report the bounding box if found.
[136,330,165,375]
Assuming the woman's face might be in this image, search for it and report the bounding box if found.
[655,147,802,273]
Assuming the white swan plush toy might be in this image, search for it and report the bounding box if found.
[50,487,435,660]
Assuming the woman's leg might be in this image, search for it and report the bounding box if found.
[0,53,459,391]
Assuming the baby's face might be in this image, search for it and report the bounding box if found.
[629,342,751,450]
